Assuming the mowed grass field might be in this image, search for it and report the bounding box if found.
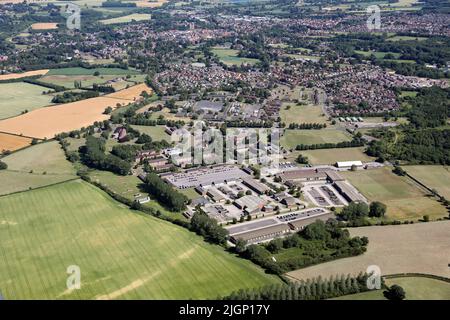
[286,221,450,282]
[281,129,351,150]
[0,180,279,299]
[342,167,447,220]
[39,74,120,89]
[0,69,49,81]
[211,47,260,66]
[130,125,170,141]
[0,82,53,119]
[291,147,373,165]
[0,84,152,139]
[100,13,152,25]
[280,104,328,125]
[0,133,32,152]
[333,277,450,300]
[405,165,450,199]
[0,141,77,195]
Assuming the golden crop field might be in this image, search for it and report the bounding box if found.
[0,84,153,139]
[30,23,58,30]
[0,69,49,81]
[0,132,32,152]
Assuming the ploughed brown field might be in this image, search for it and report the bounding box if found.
[0,69,49,81]
[0,132,32,152]
[31,23,58,30]
[0,84,152,139]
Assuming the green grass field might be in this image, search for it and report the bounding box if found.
[334,277,450,300]
[0,180,279,299]
[0,141,77,195]
[405,165,450,199]
[39,74,120,89]
[280,104,327,125]
[88,170,184,220]
[281,129,351,150]
[0,82,53,119]
[291,147,373,165]
[211,48,260,66]
[342,167,447,220]
[354,50,401,59]
[100,13,152,25]
[46,67,140,76]
[387,35,428,42]
[130,125,170,142]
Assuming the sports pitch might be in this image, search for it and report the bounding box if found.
[281,129,351,150]
[291,147,373,165]
[211,47,260,66]
[342,167,448,220]
[0,180,279,299]
[280,104,328,125]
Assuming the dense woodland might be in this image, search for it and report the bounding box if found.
[366,87,450,164]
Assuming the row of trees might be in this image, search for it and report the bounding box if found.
[339,202,387,222]
[224,272,373,300]
[143,173,187,212]
[296,137,364,151]
[288,123,327,130]
[190,212,228,245]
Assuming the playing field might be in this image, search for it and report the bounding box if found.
[0,69,49,81]
[281,129,351,150]
[0,82,53,119]
[280,104,327,125]
[405,165,450,199]
[0,133,32,152]
[291,147,373,165]
[131,125,170,141]
[100,13,152,25]
[0,84,152,139]
[211,47,260,66]
[333,276,450,300]
[31,23,58,30]
[342,167,447,220]
[0,180,279,299]
[0,141,77,195]
[286,221,450,282]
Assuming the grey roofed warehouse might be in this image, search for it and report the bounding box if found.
[230,224,291,244]
[164,165,250,188]
[241,177,270,195]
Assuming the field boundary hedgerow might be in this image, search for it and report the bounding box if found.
[0,177,81,198]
